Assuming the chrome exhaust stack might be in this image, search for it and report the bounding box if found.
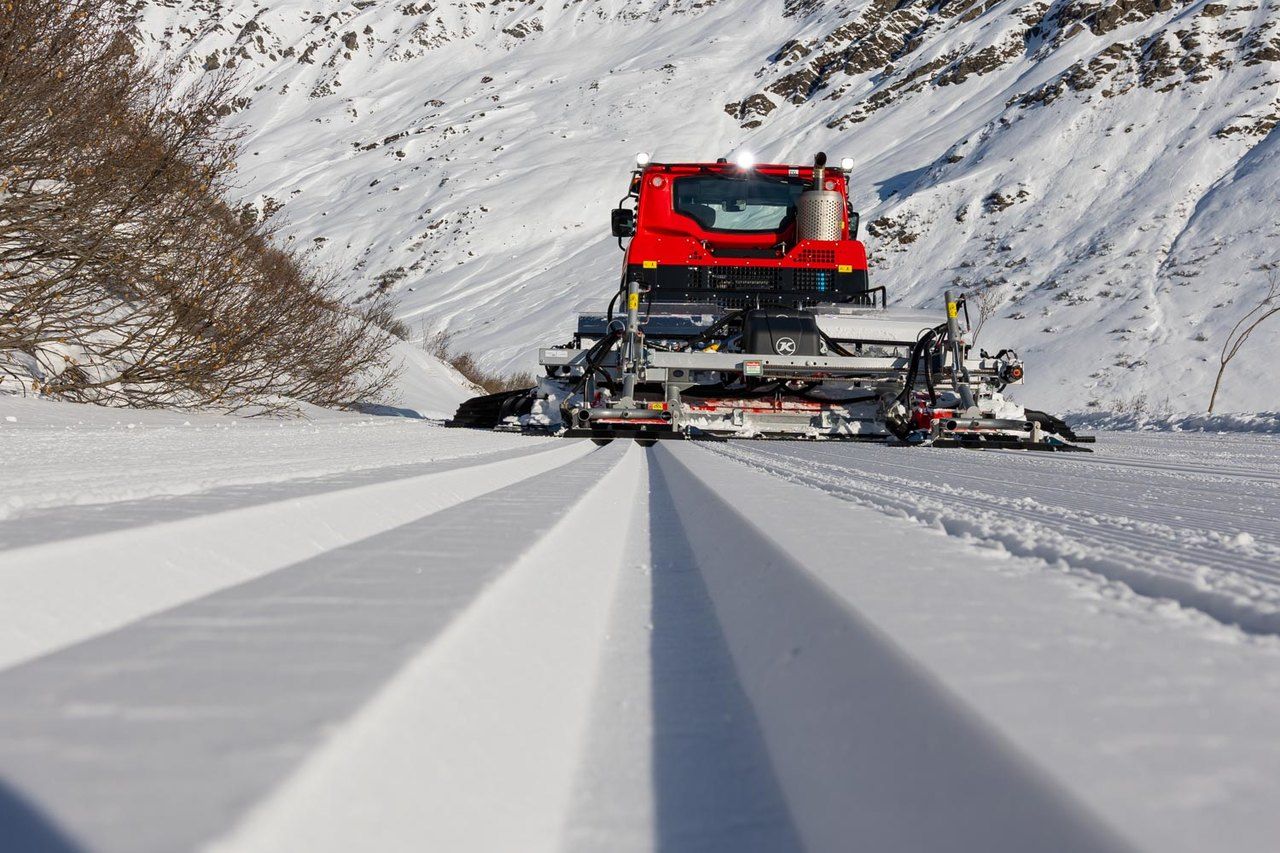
[797,152,843,243]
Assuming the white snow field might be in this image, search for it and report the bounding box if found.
[2,398,1280,853]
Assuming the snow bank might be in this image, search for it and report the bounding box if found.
[1068,411,1280,434]
[0,341,475,424]
[358,339,478,420]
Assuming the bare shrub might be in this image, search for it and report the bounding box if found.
[0,0,397,412]
[418,321,534,394]
[470,368,536,395]
[420,324,454,361]
[964,283,1003,345]
[1108,394,1150,418]
[1208,273,1279,414]
[363,298,411,340]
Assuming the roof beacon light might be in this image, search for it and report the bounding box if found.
[735,150,756,171]
[636,152,651,168]
[840,157,855,172]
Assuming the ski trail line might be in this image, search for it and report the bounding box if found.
[0,439,592,671]
[213,444,1132,853]
[210,442,649,853]
[0,439,562,551]
[649,443,1130,853]
[569,453,803,853]
[645,457,807,852]
[0,442,630,853]
[4,435,1278,852]
[0,418,544,525]
[705,441,1280,636]
[654,443,1280,853]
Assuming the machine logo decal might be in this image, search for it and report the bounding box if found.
[775,337,797,355]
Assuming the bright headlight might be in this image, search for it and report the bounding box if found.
[636,152,651,167]
[840,157,855,172]
[735,150,756,170]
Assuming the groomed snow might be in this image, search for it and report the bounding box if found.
[2,404,1279,852]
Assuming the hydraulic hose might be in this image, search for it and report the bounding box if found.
[883,323,946,443]
[569,329,623,397]
[896,324,946,410]
[605,287,622,326]
[923,344,937,404]
[679,310,746,352]
[591,366,616,392]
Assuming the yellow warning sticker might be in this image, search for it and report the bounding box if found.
[643,260,658,269]
[628,293,640,310]
[947,302,958,319]
[838,265,853,273]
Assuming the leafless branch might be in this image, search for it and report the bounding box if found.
[1208,272,1280,413]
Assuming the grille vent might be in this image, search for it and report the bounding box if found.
[794,246,837,264]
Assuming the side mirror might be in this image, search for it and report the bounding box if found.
[848,208,860,240]
[611,208,636,238]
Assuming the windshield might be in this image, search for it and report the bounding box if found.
[673,174,808,232]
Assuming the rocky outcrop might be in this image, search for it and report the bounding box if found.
[714,0,1275,131]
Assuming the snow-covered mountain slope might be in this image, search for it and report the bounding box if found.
[130,0,1280,412]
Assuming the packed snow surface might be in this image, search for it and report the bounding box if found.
[2,398,1279,852]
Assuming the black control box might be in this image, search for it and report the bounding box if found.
[741,309,823,357]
